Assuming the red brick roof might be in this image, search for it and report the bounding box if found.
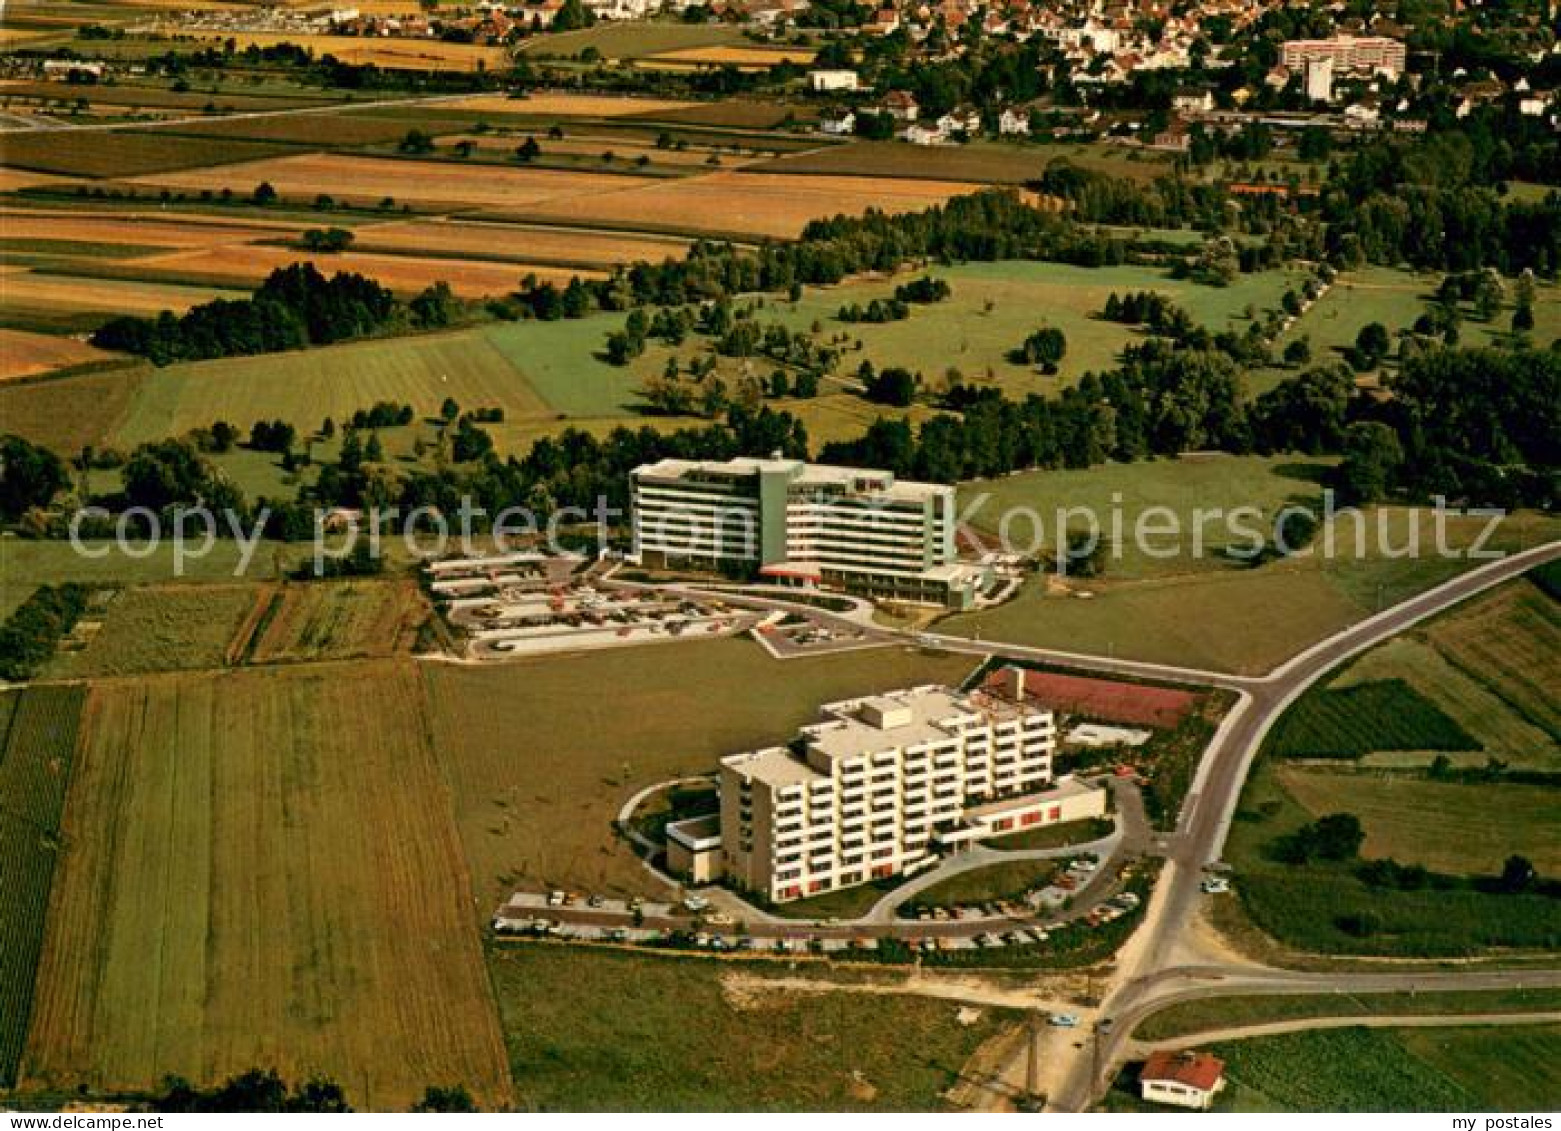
[1142,1051,1224,1092]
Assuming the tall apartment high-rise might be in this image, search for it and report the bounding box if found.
[629,457,988,607]
[710,671,1105,903]
[1280,36,1405,79]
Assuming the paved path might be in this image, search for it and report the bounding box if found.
[1132,1010,1561,1053]
[0,90,478,135]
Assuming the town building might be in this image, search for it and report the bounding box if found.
[708,669,1105,902]
[809,68,860,92]
[1280,36,1405,78]
[998,106,1032,135]
[1303,56,1335,103]
[629,457,987,607]
[819,107,857,135]
[1140,1051,1226,1110]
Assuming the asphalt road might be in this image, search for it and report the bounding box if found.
[1016,540,1561,1110]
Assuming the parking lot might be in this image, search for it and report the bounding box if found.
[427,554,759,659]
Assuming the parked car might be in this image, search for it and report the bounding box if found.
[1201,878,1231,894]
[1049,1013,1080,1028]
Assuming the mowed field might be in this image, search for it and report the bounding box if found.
[422,639,977,905]
[113,325,556,446]
[944,500,1561,676]
[346,217,693,270]
[134,152,664,210]
[21,663,512,1108]
[0,328,113,381]
[1276,767,1561,875]
[0,131,300,178]
[119,242,587,298]
[0,685,87,1085]
[511,170,985,240]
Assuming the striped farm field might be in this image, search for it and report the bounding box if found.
[513,170,986,240]
[114,325,555,446]
[244,581,429,664]
[0,131,299,178]
[0,328,113,381]
[349,216,692,269]
[0,271,246,316]
[21,663,512,1108]
[118,243,589,298]
[0,366,147,456]
[0,684,86,1087]
[169,31,510,71]
[0,208,306,250]
[641,44,816,69]
[134,152,662,210]
[441,92,697,117]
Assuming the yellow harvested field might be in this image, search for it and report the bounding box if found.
[0,328,113,381]
[450,132,760,168]
[442,92,696,117]
[22,664,513,1108]
[180,31,509,71]
[0,209,302,249]
[646,45,816,67]
[134,242,592,297]
[518,170,987,239]
[1,271,243,314]
[352,216,690,267]
[0,168,80,193]
[136,152,661,210]
[0,28,49,47]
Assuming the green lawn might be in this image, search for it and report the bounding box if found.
[942,507,1561,676]
[957,453,1332,579]
[490,945,1014,1110]
[113,327,558,448]
[758,261,1308,400]
[906,858,1062,908]
[519,21,746,58]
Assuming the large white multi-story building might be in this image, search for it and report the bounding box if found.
[703,671,1105,903]
[629,457,986,607]
[1280,36,1405,78]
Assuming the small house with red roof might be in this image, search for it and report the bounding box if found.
[1140,1050,1226,1110]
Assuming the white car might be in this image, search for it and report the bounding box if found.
[1201,878,1231,894]
[1049,1013,1080,1028]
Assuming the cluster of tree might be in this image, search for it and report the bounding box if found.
[859,362,918,406]
[893,275,952,303]
[1271,812,1366,865]
[0,583,88,681]
[247,419,297,454]
[604,309,651,366]
[1013,325,1067,372]
[511,191,1158,325]
[822,344,1248,482]
[0,434,68,521]
[349,401,416,430]
[299,227,354,253]
[92,264,399,366]
[122,438,243,515]
[838,296,909,324]
[1102,290,1186,331]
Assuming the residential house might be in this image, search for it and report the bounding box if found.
[1140,1051,1226,1110]
[998,106,1031,135]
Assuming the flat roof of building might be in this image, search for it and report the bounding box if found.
[631,457,951,504]
[666,812,723,850]
[962,775,1099,822]
[806,685,1041,762]
[720,745,822,788]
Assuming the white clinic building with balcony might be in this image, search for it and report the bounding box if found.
[629,457,987,608]
[710,670,1104,903]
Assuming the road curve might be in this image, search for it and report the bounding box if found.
[1042,539,1561,1111]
